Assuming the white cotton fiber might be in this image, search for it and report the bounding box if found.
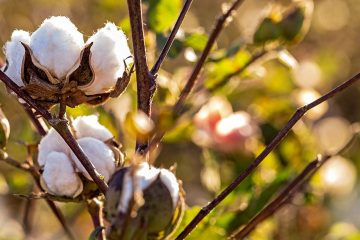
[72,115,113,141]
[30,16,84,80]
[37,128,70,167]
[41,151,83,197]
[70,137,116,182]
[83,23,131,95]
[3,30,31,86]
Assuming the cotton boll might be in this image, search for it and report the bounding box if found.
[73,115,113,141]
[3,30,31,86]
[70,137,116,182]
[30,16,84,80]
[118,162,180,213]
[83,22,131,95]
[41,151,83,197]
[37,128,69,167]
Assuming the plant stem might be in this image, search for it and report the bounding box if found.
[87,199,106,240]
[231,134,356,239]
[174,0,246,113]
[23,104,48,136]
[175,72,360,239]
[150,0,194,76]
[127,0,154,154]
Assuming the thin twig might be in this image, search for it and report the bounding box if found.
[0,153,76,240]
[206,50,267,92]
[127,0,154,154]
[0,70,108,193]
[87,199,106,240]
[175,72,360,239]
[150,0,194,76]
[23,104,48,136]
[174,0,246,113]
[231,134,357,239]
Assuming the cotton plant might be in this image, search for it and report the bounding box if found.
[38,115,124,198]
[105,162,184,240]
[2,16,133,109]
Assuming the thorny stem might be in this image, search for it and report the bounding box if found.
[231,134,357,239]
[87,199,106,240]
[127,0,154,154]
[174,0,246,113]
[150,0,194,76]
[175,72,360,239]
[0,70,108,193]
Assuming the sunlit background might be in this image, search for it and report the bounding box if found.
[1,0,360,239]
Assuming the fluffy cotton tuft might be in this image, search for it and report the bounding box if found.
[72,115,113,141]
[30,16,84,79]
[70,137,116,182]
[37,128,70,167]
[83,22,131,94]
[3,30,31,86]
[118,163,180,213]
[41,152,83,197]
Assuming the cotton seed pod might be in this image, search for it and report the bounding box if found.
[40,151,83,198]
[82,22,132,95]
[3,30,31,87]
[70,137,116,182]
[3,17,132,109]
[105,163,184,240]
[29,16,84,80]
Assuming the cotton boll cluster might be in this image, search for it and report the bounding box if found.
[193,96,259,153]
[2,16,132,107]
[38,115,123,198]
[105,162,184,239]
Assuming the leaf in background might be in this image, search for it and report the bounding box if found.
[184,33,208,52]
[148,0,181,33]
[156,33,184,58]
[253,17,282,45]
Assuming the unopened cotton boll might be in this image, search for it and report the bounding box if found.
[41,152,83,197]
[3,30,31,86]
[105,162,183,239]
[72,115,113,141]
[83,23,131,95]
[118,162,180,213]
[70,137,116,182]
[37,128,70,167]
[30,16,84,79]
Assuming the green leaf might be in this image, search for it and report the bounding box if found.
[253,18,282,45]
[148,0,181,33]
[184,33,208,52]
[156,33,184,58]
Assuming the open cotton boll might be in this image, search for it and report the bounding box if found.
[70,137,116,182]
[118,162,180,213]
[41,151,83,197]
[83,22,131,95]
[30,16,84,80]
[3,30,31,87]
[72,115,113,141]
[37,128,70,167]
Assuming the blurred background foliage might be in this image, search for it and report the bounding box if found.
[1,0,360,239]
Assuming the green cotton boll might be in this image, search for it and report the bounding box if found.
[253,18,283,45]
[105,163,184,240]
